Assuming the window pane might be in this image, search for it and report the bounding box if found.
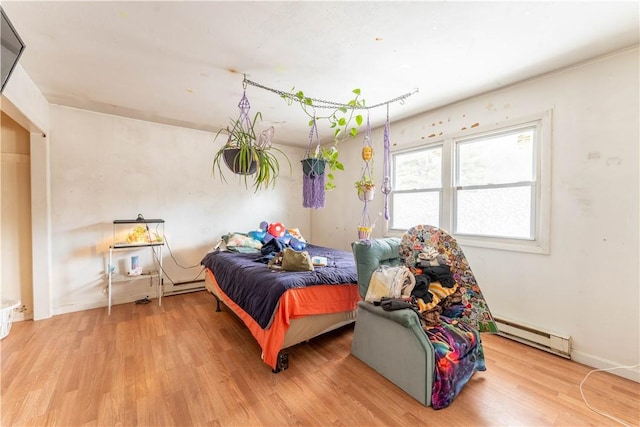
[456,186,532,238]
[458,128,535,186]
[394,147,442,190]
[391,191,440,230]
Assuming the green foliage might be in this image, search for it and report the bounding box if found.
[282,87,366,190]
[212,111,291,192]
[354,176,375,190]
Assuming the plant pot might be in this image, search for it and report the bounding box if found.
[357,186,376,202]
[223,148,257,175]
[301,158,326,177]
[357,227,371,240]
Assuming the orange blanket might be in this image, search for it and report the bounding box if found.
[206,268,359,368]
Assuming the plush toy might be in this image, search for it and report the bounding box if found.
[289,238,306,251]
[280,230,292,245]
[267,222,286,238]
[259,221,269,231]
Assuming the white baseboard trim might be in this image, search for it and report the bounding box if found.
[52,291,159,316]
[571,350,640,383]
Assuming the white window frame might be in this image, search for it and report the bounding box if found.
[386,111,551,254]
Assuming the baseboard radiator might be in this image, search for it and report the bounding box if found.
[494,316,572,359]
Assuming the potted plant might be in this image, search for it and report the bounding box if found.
[357,225,372,240]
[283,88,365,191]
[212,111,291,192]
[301,145,344,190]
[354,177,376,202]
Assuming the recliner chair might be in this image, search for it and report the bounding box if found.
[351,237,435,405]
[350,225,497,407]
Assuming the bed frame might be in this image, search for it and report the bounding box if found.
[204,270,357,372]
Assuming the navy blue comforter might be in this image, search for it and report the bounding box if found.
[201,244,357,329]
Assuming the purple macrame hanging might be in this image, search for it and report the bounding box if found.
[302,118,325,209]
[357,114,374,240]
[382,104,392,220]
[303,173,325,208]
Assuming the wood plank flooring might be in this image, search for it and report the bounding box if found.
[1,291,638,426]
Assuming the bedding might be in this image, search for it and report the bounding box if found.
[201,244,358,329]
[425,316,485,409]
[201,242,359,370]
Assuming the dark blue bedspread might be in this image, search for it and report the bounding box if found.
[201,244,358,329]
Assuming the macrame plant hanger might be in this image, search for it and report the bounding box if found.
[382,103,392,220]
[240,77,417,212]
[302,117,325,209]
[357,113,374,240]
[223,81,258,176]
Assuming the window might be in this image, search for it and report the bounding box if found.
[388,112,551,253]
[391,146,442,230]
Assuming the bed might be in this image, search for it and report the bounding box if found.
[201,242,359,371]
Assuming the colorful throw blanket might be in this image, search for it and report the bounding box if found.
[425,316,486,409]
[397,225,496,408]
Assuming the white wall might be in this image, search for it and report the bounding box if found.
[49,106,307,313]
[313,48,640,380]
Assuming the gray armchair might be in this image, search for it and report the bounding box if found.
[351,237,435,406]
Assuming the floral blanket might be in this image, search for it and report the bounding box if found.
[399,225,496,408]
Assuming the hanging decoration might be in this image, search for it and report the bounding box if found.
[382,103,392,220]
[239,76,417,208]
[357,114,375,240]
[244,77,417,112]
[211,77,291,191]
[302,117,326,209]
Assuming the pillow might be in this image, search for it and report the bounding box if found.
[287,228,307,242]
[223,233,262,250]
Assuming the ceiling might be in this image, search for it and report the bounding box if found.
[2,1,638,147]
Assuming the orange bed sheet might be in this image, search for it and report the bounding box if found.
[205,268,360,369]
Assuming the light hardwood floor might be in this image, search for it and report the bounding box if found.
[1,291,638,426]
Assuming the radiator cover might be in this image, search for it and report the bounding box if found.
[494,316,572,359]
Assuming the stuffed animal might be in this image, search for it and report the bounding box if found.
[267,222,286,238]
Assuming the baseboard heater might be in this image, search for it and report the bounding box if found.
[162,279,206,296]
[494,316,572,359]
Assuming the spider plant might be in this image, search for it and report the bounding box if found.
[212,111,291,192]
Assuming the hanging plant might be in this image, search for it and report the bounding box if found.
[357,113,375,239]
[282,87,365,191]
[355,177,376,202]
[212,87,291,192]
[301,156,326,177]
[240,77,417,195]
[301,118,326,208]
[357,225,372,240]
[301,145,344,190]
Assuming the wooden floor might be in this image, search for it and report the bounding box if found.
[1,291,638,427]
